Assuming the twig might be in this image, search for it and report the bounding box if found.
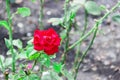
[67,1,120,51]
[72,9,88,74]
[72,1,120,79]
[5,0,15,73]
[39,0,44,29]
[60,0,71,64]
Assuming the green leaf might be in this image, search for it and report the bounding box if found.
[13,39,23,49]
[100,5,107,11]
[17,7,31,17]
[28,52,39,60]
[53,62,63,73]
[28,74,39,80]
[5,58,12,67]
[25,44,36,57]
[0,21,10,31]
[18,74,39,80]
[112,14,120,23]
[0,55,4,63]
[6,50,11,55]
[70,12,76,20]
[19,51,28,59]
[0,55,5,70]
[6,49,18,60]
[4,38,11,49]
[19,44,36,59]
[6,49,17,55]
[85,1,101,15]
[27,38,33,45]
[39,53,50,67]
[22,76,29,80]
[70,0,84,13]
[48,18,63,26]
[60,30,67,40]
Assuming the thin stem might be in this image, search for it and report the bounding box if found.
[60,0,70,64]
[72,1,120,79]
[39,0,44,29]
[39,65,43,80]
[68,1,120,51]
[61,28,70,64]
[74,25,98,80]
[81,9,88,37]
[0,58,5,72]
[32,59,37,70]
[6,0,15,73]
[31,52,43,79]
[32,53,41,70]
[72,9,88,74]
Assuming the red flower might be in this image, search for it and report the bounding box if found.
[33,28,61,55]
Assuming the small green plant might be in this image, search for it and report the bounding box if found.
[0,0,120,80]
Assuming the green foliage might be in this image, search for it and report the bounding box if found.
[0,21,10,31]
[0,55,5,72]
[48,18,63,26]
[5,38,23,50]
[60,30,67,40]
[13,39,23,49]
[4,57,12,67]
[20,74,39,80]
[112,14,120,23]
[17,7,31,17]
[0,55,12,72]
[70,0,82,13]
[28,52,40,60]
[9,69,39,80]
[39,53,51,67]
[100,5,107,11]
[85,1,101,15]
[19,44,36,59]
[53,62,63,73]
[4,38,11,49]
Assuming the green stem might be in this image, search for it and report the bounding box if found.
[31,52,44,79]
[6,0,15,73]
[72,1,120,79]
[32,59,37,70]
[0,58,5,72]
[67,1,120,51]
[60,31,69,64]
[39,0,44,29]
[39,65,43,80]
[74,25,98,80]
[72,9,88,74]
[32,53,41,70]
[60,0,70,64]
[81,9,88,37]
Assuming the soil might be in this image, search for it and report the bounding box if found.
[0,0,120,80]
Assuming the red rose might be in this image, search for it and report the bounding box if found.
[33,28,61,55]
